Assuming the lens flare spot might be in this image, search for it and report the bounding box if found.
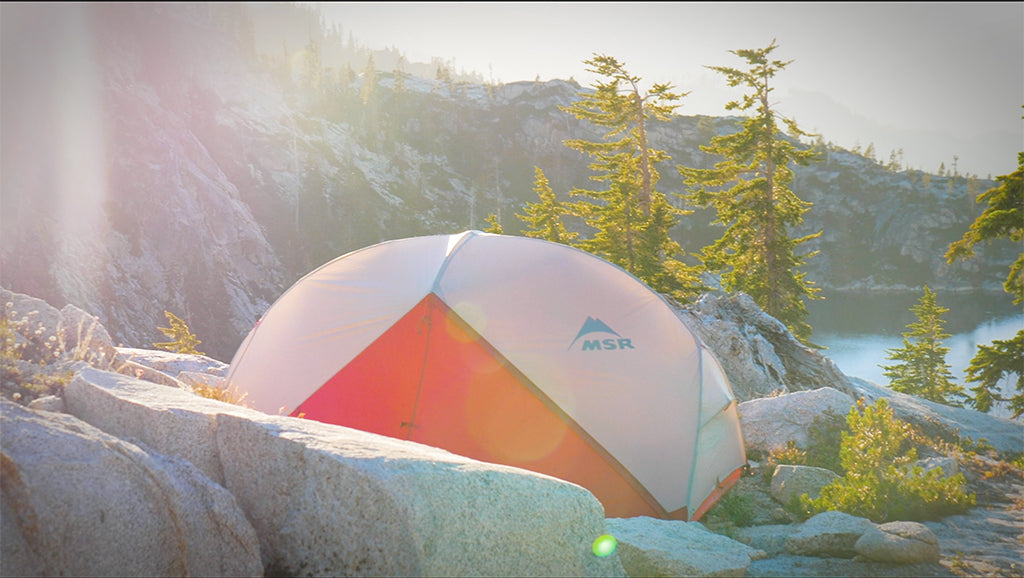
[592,534,617,557]
[462,361,569,463]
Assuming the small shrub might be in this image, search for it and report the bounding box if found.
[762,441,806,483]
[951,551,969,571]
[787,492,813,521]
[1,313,71,402]
[710,491,756,528]
[153,311,204,355]
[803,398,975,522]
[804,408,847,474]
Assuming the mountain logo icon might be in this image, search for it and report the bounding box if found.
[568,316,635,351]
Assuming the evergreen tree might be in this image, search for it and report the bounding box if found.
[516,167,577,244]
[881,286,964,405]
[804,398,974,523]
[153,311,204,355]
[393,55,407,94]
[946,153,1024,303]
[560,54,703,302]
[963,333,1024,418]
[359,55,379,146]
[887,149,902,171]
[483,213,503,234]
[946,152,1024,417]
[678,40,821,343]
[301,38,323,95]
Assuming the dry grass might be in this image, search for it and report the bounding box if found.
[190,383,249,407]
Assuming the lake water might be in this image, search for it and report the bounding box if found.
[808,292,1023,420]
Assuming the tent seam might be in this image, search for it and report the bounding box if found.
[431,230,478,294]
[684,344,707,517]
[404,296,437,440]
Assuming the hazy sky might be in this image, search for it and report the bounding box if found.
[318,2,1023,179]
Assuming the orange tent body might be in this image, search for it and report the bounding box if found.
[225,231,747,520]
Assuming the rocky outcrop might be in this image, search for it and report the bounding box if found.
[732,525,799,558]
[850,377,1024,456]
[1,399,263,577]
[737,387,854,454]
[2,288,117,370]
[4,367,626,577]
[854,521,941,564]
[677,293,856,401]
[114,347,229,378]
[785,511,876,558]
[606,516,766,577]
[770,465,840,506]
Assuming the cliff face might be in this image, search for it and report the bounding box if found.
[2,4,285,360]
[1,3,1014,360]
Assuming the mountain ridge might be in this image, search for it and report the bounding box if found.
[1,3,1016,361]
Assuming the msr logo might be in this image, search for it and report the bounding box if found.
[568,316,635,351]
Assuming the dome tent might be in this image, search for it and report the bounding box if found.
[225,230,747,520]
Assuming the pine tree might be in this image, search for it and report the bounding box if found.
[887,149,902,171]
[153,311,204,355]
[516,167,576,244]
[947,152,1023,303]
[881,286,964,405]
[483,213,503,234]
[560,54,703,302]
[393,55,407,94]
[678,40,821,343]
[805,398,974,522]
[963,332,1024,418]
[301,38,323,96]
[360,55,377,105]
[946,152,1024,416]
[360,55,379,146]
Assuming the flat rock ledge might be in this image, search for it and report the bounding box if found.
[607,516,766,577]
[854,521,941,564]
[2,367,626,577]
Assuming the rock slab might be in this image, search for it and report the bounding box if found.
[785,510,875,558]
[606,516,765,577]
[0,399,263,577]
[855,521,941,564]
[61,367,625,577]
[738,387,853,456]
[770,464,840,506]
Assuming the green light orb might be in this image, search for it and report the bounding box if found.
[592,534,617,557]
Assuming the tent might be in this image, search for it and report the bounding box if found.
[224,231,747,520]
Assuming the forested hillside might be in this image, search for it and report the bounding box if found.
[1,3,1015,360]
